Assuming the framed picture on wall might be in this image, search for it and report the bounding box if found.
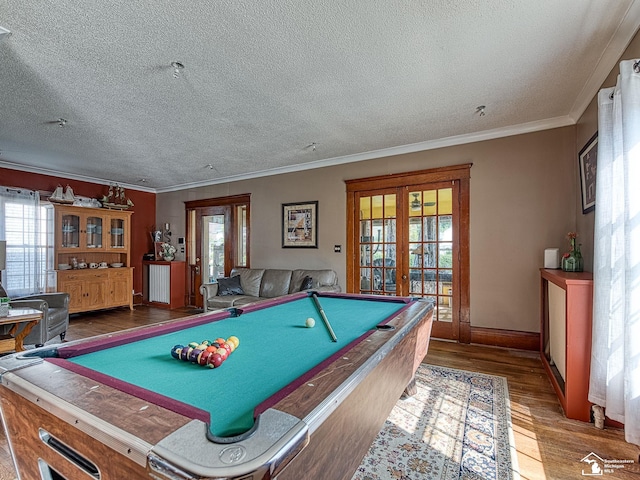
[282,201,318,248]
[579,132,597,214]
[154,241,164,260]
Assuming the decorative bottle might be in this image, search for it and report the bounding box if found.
[561,238,584,272]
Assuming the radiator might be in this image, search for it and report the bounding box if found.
[149,264,170,304]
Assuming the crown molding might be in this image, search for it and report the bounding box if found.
[0,160,156,193]
[157,115,574,193]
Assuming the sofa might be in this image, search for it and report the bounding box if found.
[199,267,341,311]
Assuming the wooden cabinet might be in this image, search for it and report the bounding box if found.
[52,205,133,314]
[540,268,593,421]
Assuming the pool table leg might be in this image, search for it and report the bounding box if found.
[401,376,417,398]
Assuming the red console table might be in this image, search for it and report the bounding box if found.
[540,268,593,421]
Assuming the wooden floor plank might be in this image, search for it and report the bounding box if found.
[0,306,638,479]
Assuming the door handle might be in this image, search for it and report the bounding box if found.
[195,266,200,274]
[402,274,407,280]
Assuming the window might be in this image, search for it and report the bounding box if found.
[0,187,50,297]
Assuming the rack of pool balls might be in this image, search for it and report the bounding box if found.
[170,336,239,368]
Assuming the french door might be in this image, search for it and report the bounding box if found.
[346,165,470,342]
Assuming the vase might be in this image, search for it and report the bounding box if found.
[163,255,174,262]
[561,240,584,272]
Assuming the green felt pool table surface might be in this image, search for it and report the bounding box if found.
[62,294,409,437]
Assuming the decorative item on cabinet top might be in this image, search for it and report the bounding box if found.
[561,232,584,273]
[100,183,134,210]
[47,186,102,208]
[48,185,75,204]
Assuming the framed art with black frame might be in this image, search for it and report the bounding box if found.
[579,132,598,214]
[282,201,318,248]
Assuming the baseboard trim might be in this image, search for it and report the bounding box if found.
[469,326,539,351]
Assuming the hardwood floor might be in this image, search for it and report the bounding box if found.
[427,340,639,479]
[0,306,638,479]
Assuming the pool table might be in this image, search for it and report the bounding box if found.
[0,291,433,480]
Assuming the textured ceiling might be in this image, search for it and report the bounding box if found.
[1,1,639,192]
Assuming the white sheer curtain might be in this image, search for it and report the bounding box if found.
[589,59,640,446]
[0,186,43,297]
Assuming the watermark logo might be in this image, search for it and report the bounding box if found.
[581,452,635,475]
[581,453,604,476]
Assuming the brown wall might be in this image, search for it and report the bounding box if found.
[1,167,156,297]
[158,126,576,333]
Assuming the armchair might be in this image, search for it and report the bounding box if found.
[0,285,70,348]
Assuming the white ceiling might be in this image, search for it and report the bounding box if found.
[1,1,639,192]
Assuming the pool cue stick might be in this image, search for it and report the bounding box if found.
[311,293,337,342]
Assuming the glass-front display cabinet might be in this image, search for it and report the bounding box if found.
[57,210,105,251]
[51,204,133,314]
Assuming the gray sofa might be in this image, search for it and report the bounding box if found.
[200,267,341,311]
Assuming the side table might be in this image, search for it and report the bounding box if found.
[0,308,43,353]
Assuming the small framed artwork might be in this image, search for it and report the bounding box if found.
[282,201,318,248]
[154,241,164,260]
[579,132,598,214]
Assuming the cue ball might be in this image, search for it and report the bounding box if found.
[306,317,315,328]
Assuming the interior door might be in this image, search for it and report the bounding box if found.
[406,184,458,339]
[347,164,470,342]
[357,190,402,296]
[188,206,232,308]
[185,195,250,308]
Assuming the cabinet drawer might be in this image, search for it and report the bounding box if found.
[58,271,108,281]
[108,269,131,279]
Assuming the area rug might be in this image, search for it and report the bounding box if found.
[352,364,519,480]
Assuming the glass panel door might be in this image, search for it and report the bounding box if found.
[85,216,103,249]
[408,188,453,323]
[61,214,79,248]
[110,218,125,248]
[203,215,225,283]
[358,193,397,295]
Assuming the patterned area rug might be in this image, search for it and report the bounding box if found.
[352,364,519,480]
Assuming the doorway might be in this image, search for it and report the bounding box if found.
[185,195,250,308]
[346,164,470,342]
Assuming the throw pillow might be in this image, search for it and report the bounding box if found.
[217,276,244,296]
[300,275,314,291]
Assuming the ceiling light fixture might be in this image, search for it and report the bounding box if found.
[0,26,11,42]
[57,118,67,127]
[475,105,486,116]
[171,61,185,79]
